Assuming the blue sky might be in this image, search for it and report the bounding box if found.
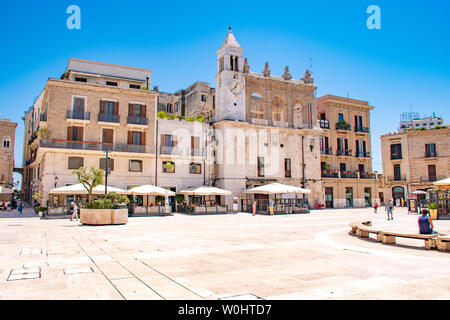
[1,0,449,185]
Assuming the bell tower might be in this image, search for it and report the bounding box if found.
[215,28,246,122]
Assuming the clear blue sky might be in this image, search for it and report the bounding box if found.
[1,0,449,185]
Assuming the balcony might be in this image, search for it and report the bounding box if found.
[127,116,148,126]
[294,123,314,129]
[321,171,339,178]
[388,175,406,182]
[355,126,370,133]
[425,151,438,158]
[340,171,359,179]
[319,120,330,129]
[39,139,154,154]
[336,150,352,157]
[360,172,377,179]
[335,121,351,131]
[320,148,332,155]
[272,121,289,128]
[390,154,403,160]
[418,175,446,183]
[67,110,90,121]
[98,113,120,124]
[355,152,371,158]
[250,118,269,126]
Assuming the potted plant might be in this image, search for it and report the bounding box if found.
[428,202,438,220]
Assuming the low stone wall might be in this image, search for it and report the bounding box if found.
[80,208,128,225]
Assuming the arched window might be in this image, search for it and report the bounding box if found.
[293,103,303,127]
[272,96,287,122]
[250,94,264,120]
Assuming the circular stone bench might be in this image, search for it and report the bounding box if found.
[80,208,128,225]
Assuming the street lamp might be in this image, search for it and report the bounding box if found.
[54,176,58,188]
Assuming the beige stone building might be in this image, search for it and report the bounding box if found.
[22,59,157,205]
[211,29,323,209]
[316,95,379,208]
[22,59,212,209]
[379,127,450,202]
[0,118,17,188]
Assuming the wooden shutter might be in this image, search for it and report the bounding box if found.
[128,131,132,145]
[114,102,119,115]
[103,129,113,144]
[100,101,105,114]
[141,105,146,117]
[141,132,146,146]
[128,104,132,116]
[77,127,84,141]
[67,126,73,141]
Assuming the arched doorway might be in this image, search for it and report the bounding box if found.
[392,186,405,202]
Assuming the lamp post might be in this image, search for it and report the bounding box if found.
[54,176,58,188]
[105,149,109,195]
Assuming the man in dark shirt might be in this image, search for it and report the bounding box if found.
[418,209,438,234]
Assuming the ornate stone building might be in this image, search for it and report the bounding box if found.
[211,28,323,207]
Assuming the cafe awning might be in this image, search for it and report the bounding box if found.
[242,183,311,195]
[128,185,175,196]
[179,186,232,196]
[433,177,450,189]
[49,183,129,195]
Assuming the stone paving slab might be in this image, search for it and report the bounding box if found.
[0,207,449,300]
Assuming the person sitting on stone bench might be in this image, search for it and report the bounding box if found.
[418,209,438,235]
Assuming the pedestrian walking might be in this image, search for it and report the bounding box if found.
[385,199,394,220]
[401,197,405,208]
[252,201,257,216]
[17,201,23,215]
[71,201,79,221]
[374,201,378,214]
[269,200,274,216]
[232,198,238,214]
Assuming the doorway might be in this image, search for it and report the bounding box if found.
[325,187,333,208]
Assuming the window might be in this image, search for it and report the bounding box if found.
[390,143,402,160]
[189,163,201,174]
[284,158,292,178]
[162,161,175,173]
[131,132,142,145]
[130,84,140,89]
[167,104,173,113]
[104,101,115,115]
[72,97,86,113]
[393,164,401,180]
[201,94,207,102]
[99,158,114,172]
[338,113,344,122]
[129,160,143,172]
[68,157,84,170]
[425,143,436,157]
[75,77,87,82]
[174,103,178,112]
[3,137,10,148]
[67,126,83,141]
[106,81,118,86]
[257,156,264,177]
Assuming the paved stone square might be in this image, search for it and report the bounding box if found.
[0,207,449,300]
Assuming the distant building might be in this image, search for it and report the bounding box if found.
[379,127,450,201]
[399,112,445,131]
[0,118,17,189]
[316,95,379,208]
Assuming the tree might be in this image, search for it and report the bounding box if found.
[73,166,104,202]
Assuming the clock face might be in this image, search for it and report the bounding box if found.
[228,79,243,96]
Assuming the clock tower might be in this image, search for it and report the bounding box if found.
[215,28,246,122]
